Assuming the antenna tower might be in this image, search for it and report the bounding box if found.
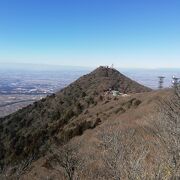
[158,76,165,89]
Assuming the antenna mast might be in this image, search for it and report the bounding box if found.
[158,76,165,89]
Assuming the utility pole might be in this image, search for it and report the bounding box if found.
[158,76,165,89]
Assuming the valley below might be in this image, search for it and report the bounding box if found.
[0,94,44,117]
[0,68,91,117]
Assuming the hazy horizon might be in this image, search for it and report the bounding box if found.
[1,62,180,71]
[1,62,180,90]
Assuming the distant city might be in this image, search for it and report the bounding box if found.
[0,66,91,117]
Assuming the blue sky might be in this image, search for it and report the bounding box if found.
[0,0,179,68]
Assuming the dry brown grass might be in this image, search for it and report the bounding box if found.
[17,89,177,179]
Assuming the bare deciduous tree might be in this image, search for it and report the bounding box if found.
[0,154,35,180]
[50,143,83,180]
[97,125,151,179]
[153,86,180,178]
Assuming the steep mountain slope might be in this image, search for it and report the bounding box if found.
[21,89,174,179]
[0,66,151,170]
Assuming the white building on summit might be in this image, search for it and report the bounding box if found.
[112,90,121,96]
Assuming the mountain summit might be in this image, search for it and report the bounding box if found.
[64,66,151,94]
[0,66,151,170]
